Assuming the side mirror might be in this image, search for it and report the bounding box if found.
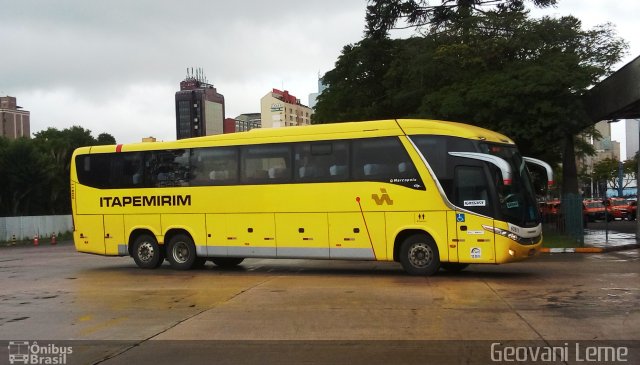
[523,157,554,188]
[448,152,513,185]
[602,199,611,207]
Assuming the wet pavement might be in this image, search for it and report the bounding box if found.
[0,242,638,364]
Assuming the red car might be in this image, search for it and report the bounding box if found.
[584,200,608,222]
[539,200,561,222]
[627,200,637,220]
[607,198,633,220]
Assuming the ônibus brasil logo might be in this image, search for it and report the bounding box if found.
[7,341,72,365]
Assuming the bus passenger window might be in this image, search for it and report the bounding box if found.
[76,154,112,189]
[294,141,348,182]
[352,137,421,188]
[190,147,238,186]
[145,149,190,187]
[242,144,291,184]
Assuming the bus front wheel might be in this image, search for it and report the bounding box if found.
[399,234,440,276]
[166,234,197,270]
[132,234,163,269]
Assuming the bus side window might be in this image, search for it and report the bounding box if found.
[145,149,190,187]
[190,147,238,186]
[352,137,419,186]
[76,154,111,189]
[241,144,291,184]
[294,141,348,182]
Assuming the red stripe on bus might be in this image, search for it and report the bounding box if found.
[116,144,123,153]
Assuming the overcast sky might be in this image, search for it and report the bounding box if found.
[1,0,638,144]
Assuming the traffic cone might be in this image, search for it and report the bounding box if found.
[33,235,39,246]
[51,233,57,245]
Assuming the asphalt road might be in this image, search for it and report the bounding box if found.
[0,242,638,364]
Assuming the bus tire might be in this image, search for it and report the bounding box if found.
[132,234,163,269]
[210,257,244,268]
[399,234,440,276]
[440,263,469,272]
[166,234,197,270]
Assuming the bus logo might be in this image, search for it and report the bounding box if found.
[8,341,29,364]
[371,188,393,205]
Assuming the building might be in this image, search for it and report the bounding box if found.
[223,113,261,133]
[308,76,328,110]
[0,96,30,139]
[625,119,640,159]
[260,89,313,128]
[175,68,225,139]
[578,120,621,197]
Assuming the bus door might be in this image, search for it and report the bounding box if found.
[448,165,496,264]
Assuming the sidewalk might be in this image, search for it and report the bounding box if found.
[541,229,640,253]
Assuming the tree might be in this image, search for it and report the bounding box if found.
[314,38,400,123]
[592,157,635,196]
[365,0,557,38]
[317,7,626,171]
[1,138,52,216]
[97,133,116,145]
[32,126,115,215]
[0,127,116,216]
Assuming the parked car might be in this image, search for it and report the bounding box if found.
[539,200,561,223]
[607,198,632,220]
[628,200,637,220]
[583,199,608,222]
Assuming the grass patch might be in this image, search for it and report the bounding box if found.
[542,230,584,248]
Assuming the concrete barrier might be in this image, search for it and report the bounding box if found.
[0,215,72,242]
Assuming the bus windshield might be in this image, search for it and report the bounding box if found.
[411,135,539,228]
[479,143,539,227]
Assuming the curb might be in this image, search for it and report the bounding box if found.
[541,243,640,253]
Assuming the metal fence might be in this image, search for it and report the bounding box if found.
[0,215,72,242]
[540,194,585,244]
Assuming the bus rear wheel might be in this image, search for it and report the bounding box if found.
[166,234,197,270]
[132,234,163,269]
[210,257,244,268]
[399,234,440,276]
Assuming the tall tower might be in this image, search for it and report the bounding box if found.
[175,68,225,139]
[0,96,30,139]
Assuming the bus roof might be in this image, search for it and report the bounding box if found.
[77,119,515,154]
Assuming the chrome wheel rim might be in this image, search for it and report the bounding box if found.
[408,243,433,268]
[172,241,189,264]
[137,241,155,263]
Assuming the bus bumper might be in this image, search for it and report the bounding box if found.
[495,237,541,263]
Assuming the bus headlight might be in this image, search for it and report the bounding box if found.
[482,225,541,245]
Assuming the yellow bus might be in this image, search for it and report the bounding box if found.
[70,119,552,275]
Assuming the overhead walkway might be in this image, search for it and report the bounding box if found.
[585,55,640,122]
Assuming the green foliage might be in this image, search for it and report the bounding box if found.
[0,127,116,216]
[365,0,557,38]
[315,7,626,169]
[592,157,635,191]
